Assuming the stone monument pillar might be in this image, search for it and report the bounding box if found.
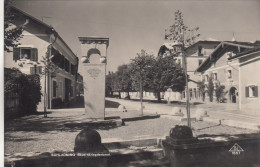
[79,37,109,120]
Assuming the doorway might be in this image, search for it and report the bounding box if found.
[229,87,237,103]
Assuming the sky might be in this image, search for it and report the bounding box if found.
[12,0,260,73]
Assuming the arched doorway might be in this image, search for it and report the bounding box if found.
[229,87,237,103]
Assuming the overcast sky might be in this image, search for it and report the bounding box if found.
[13,0,260,72]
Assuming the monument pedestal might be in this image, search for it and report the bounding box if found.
[82,64,105,120]
[79,37,109,120]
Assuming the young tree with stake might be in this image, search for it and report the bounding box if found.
[165,10,200,127]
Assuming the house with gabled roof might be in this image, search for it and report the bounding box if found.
[228,46,260,114]
[4,6,79,110]
[195,41,256,103]
[158,40,220,101]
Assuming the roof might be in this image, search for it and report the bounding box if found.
[228,47,260,60]
[195,41,255,72]
[11,6,78,60]
[78,37,109,47]
[185,40,221,51]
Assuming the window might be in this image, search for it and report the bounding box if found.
[13,47,38,62]
[59,82,63,97]
[30,65,42,74]
[227,70,232,79]
[213,73,218,80]
[177,59,181,64]
[70,86,73,97]
[64,59,70,72]
[21,48,31,59]
[246,85,258,98]
[53,80,57,98]
[205,75,209,82]
[199,59,203,66]
[226,52,233,60]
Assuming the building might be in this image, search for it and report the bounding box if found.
[159,40,220,101]
[228,47,260,114]
[195,41,256,103]
[4,6,79,110]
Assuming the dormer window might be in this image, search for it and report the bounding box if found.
[226,52,233,60]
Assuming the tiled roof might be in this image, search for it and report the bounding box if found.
[11,6,78,60]
[228,47,260,60]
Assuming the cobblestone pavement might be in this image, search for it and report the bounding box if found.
[4,98,259,154]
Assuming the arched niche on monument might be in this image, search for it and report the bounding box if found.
[81,48,106,64]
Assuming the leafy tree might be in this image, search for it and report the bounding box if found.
[115,64,132,99]
[215,85,226,103]
[149,55,185,102]
[129,50,154,115]
[207,76,214,102]
[197,80,206,102]
[4,0,27,52]
[4,68,42,118]
[105,71,115,97]
[40,45,59,117]
[165,10,200,46]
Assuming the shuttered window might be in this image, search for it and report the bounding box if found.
[30,66,43,75]
[13,47,38,62]
[13,48,20,61]
[246,85,258,98]
[53,81,57,98]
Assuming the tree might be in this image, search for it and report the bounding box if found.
[165,10,200,128]
[215,85,226,103]
[129,50,154,115]
[105,71,115,97]
[207,76,214,102]
[4,0,27,52]
[115,64,132,99]
[197,80,206,102]
[149,55,185,102]
[40,45,59,117]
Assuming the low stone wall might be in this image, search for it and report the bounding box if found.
[5,151,110,167]
[162,133,260,167]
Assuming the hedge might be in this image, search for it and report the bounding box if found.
[4,68,42,118]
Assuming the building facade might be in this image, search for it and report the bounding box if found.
[4,7,79,110]
[228,48,260,114]
[195,41,255,103]
[159,40,220,101]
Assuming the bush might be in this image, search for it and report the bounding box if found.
[216,85,225,103]
[170,125,193,139]
[4,68,42,116]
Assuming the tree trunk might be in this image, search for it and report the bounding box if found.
[118,92,121,99]
[127,91,131,100]
[140,77,143,115]
[157,91,161,102]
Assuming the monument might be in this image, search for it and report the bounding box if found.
[79,37,109,120]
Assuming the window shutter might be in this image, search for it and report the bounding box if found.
[31,48,38,62]
[30,67,35,74]
[254,86,258,97]
[13,48,20,61]
[245,86,249,97]
[38,66,43,74]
